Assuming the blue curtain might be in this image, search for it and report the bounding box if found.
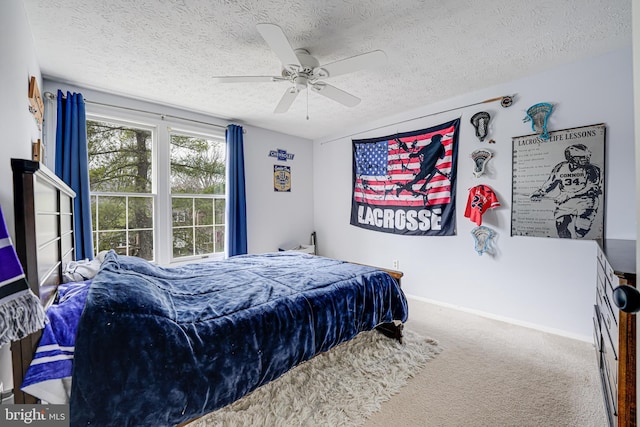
[226,124,247,256]
[55,90,94,260]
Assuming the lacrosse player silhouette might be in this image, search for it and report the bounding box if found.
[530,144,602,238]
[395,133,448,197]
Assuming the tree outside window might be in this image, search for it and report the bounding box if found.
[87,120,226,262]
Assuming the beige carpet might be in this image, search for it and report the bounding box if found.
[187,327,441,426]
[364,298,607,427]
[188,298,606,426]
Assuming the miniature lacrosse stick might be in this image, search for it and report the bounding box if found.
[471,148,493,178]
[470,111,491,142]
[471,226,496,256]
[523,102,553,140]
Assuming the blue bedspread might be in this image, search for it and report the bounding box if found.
[69,251,408,427]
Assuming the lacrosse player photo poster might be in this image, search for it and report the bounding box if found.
[511,123,605,241]
[350,118,460,236]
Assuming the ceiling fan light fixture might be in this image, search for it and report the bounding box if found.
[212,23,385,114]
[293,75,308,90]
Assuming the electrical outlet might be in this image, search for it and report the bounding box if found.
[392,259,399,269]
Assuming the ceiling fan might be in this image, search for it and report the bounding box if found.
[212,23,387,114]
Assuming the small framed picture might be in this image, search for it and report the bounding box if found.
[274,165,291,192]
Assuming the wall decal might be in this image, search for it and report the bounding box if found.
[269,149,295,161]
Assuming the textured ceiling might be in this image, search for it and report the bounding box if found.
[23,0,631,141]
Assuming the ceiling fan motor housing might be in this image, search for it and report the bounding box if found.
[282,49,321,80]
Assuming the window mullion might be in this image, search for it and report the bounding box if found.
[155,126,172,264]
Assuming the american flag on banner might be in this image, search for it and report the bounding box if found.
[351,118,460,236]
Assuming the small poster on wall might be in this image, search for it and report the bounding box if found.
[511,123,605,242]
[274,165,291,192]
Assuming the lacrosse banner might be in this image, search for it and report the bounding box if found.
[350,118,460,236]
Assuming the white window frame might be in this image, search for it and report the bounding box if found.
[86,104,226,265]
[168,127,227,263]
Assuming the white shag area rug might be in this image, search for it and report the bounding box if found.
[187,329,441,427]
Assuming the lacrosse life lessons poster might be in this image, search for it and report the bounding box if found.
[511,123,605,241]
[351,118,460,236]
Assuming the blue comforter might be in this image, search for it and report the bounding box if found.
[70,251,408,427]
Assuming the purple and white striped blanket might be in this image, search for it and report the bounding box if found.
[0,205,45,346]
[20,280,90,403]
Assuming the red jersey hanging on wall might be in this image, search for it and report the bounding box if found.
[464,185,500,226]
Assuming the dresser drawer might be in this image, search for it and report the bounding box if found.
[596,277,611,320]
[602,340,619,415]
[603,269,620,327]
[596,284,619,353]
[597,255,606,288]
[597,246,606,269]
[599,301,619,361]
[593,305,602,357]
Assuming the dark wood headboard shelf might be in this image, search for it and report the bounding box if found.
[10,158,76,404]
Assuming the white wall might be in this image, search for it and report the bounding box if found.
[0,0,44,394]
[0,0,42,241]
[313,47,636,341]
[242,125,315,253]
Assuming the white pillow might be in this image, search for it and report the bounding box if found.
[62,251,108,283]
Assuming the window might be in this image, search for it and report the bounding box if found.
[88,119,155,260]
[170,132,226,259]
[87,115,226,263]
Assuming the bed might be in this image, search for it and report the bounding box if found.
[10,158,76,405]
[10,159,409,427]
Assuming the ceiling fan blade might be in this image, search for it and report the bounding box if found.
[315,50,387,79]
[310,82,360,107]
[274,87,300,113]
[256,23,301,68]
[211,76,284,83]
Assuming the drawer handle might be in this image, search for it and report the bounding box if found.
[613,285,640,313]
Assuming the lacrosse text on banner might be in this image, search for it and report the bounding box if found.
[350,118,460,235]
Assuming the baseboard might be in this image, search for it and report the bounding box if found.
[405,294,593,343]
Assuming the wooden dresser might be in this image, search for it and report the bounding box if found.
[593,239,636,427]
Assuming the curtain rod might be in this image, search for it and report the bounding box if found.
[44,91,234,131]
[319,94,515,145]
